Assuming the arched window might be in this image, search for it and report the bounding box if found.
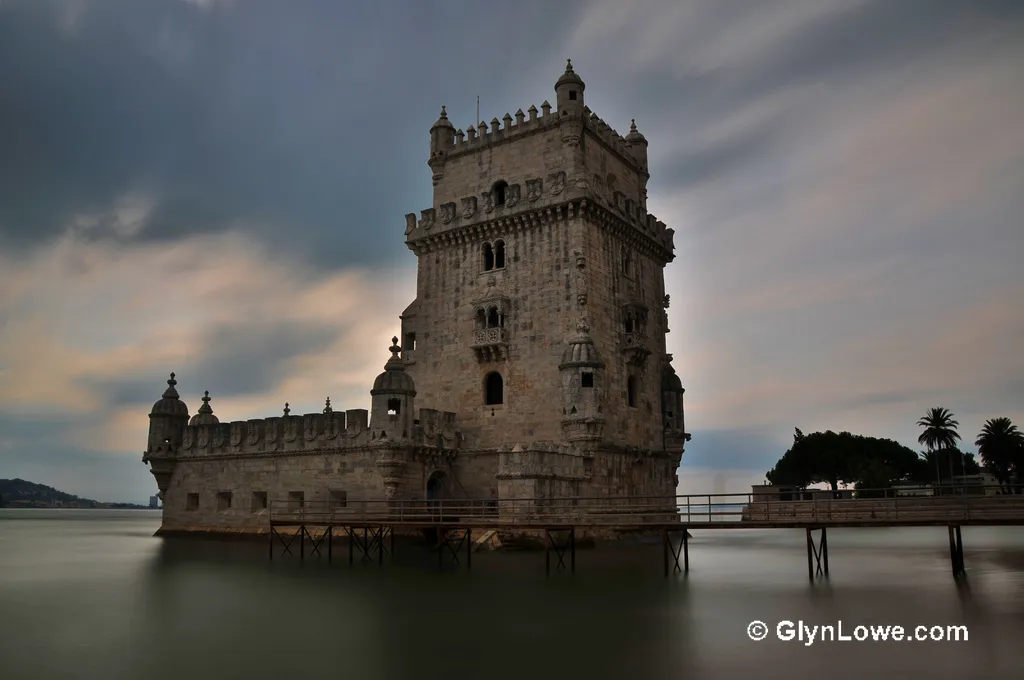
[386,398,401,416]
[483,243,494,271]
[627,376,637,408]
[475,308,486,330]
[621,248,632,277]
[486,306,500,328]
[607,173,617,193]
[484,372,504,405]
[494,240,506,269]
[624,312,635,334]
[493,181,509,207]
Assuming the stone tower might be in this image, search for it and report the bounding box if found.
[402,60,686,495]
[143,373,190,499]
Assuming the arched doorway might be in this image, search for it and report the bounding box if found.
[425,470,449,521]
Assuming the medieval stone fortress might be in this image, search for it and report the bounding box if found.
[143,61,690,534]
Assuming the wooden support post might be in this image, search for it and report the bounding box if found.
[570,527,576,573]
[390,527,395,561]
[663,529,669,578]
[466,529,472,571]
[349,527,354,566]
[821,527,829,576]
[378,527,384,566]
[955,526,964,576]
[300,525,305,562]
[545,530,551,576]
[683,530,689,572]
[806,527,814,582]
[269,526,274,562]
[437,529,444,571]
[327,526,332,564]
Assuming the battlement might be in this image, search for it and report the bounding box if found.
[176,406,460,458]
[436,102,644,173]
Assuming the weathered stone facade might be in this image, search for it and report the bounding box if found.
[143,61,689,534]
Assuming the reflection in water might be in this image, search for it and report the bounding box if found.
[1,510,1023,679]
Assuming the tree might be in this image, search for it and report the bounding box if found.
[766,430,921,492]
[976,417,1024,493]
[917,407,962,488]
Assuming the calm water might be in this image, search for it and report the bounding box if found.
[2,510,1024,679]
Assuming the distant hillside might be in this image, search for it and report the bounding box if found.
[0,478,149,509]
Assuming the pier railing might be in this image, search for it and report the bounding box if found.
[267,485,1024,527]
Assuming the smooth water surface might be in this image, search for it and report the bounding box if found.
[2,509,1023,679]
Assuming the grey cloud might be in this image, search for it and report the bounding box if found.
[77,319,342,409]
[679,426,792,472]
[0,0,578,267]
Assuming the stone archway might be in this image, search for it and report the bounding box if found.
[426,470,449,500]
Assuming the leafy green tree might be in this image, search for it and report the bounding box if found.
[976,417,1024,493]
[917,407,961,487]
[766,430,920,492]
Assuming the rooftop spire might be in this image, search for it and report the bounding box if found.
[283,402,290,416]
[198,390,213,414]
[323,397,332,414]
[161,372,180,399]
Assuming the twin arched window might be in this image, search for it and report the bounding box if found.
[475,306,505,329]
[482,240,506,271]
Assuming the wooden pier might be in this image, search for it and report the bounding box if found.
[267,486,1024,581]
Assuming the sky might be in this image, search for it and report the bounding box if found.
[1,0,1022,503]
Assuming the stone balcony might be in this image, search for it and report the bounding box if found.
[621,332,651,366]
[472,327,508,362]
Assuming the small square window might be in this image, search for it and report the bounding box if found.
[186,493,199,511]
[404,333,416,351]
[581,372,594,388]
[329,490,348,510]
[569,90,577,101]
[288,491,305,511]
[251,491,268,512]
[216,491,232,511]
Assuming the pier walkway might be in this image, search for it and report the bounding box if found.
[267,487,1024,581]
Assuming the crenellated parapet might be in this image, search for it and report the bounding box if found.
[174,406,462,459]
[495,442,591,482]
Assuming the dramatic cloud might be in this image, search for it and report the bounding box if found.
[1,0,1022,501]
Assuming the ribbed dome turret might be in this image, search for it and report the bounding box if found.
[371,337,416,395]
[189,391,219,426]
[430,105,455,132]
[559,319,604,368]
[625,119,647,145]
[555,58,585,91]
[662,364,683,393]
[150,373,189,417]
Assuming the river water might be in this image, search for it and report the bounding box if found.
[1,509,1023,679]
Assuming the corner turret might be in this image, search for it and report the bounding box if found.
[555,59,585,115]
[428,105,456,185]
[558,318,605,444]
[143,373,189,500]
[660,355,689,457]
[189,391,219,426]
[369,337,417,440]
[625,119,649,171]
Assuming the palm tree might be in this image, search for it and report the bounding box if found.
[976,417,1023,493]
[918,407,961,492]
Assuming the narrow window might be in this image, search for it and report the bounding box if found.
[404,333,416,351]
[483,243,494,271]
[329,490,347,510]
[475,308,487,330]
[387,398,401,416]
[494,240,506,269]
[621,249,632,277]
[627,376,637,408]
[624,315,635,334]
[216,491,232,511]
[581,372,594,388]
[251,491,268,512]
[484,372,504,405]
[486,306,499,328]
[288,491,304,511]
[569,90,577,101]
[186,493,199,511]
[493,181,508,207]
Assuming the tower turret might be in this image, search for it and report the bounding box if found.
[558,318,605,444]
[625,119,649,171]
[554,58,585,115]
[660,355,688,457]
[189,390,219,426]
[427,105,456,185]
[143,373,189,500]
[369,337,417,440]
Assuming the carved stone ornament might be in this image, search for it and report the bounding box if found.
[303,415,318,441]
[577,292,588,306]
[229,422,243,447]
[663,294,671,309]
[461,196,477,219]
[419,208,435,230]
[526,178,542,202]
[265,420,278,444]
[482,190,494,213]
[246,422,260,446]
[549,171,566,195]
[404,213,416,235]
[283,418,298,443]
[574,178,589,190]
[212,426,225,448]
[505,183,521,207]
[440,202,455,224]
[182,427,195,449]
[573,249,586,270]
[197,426,209,448]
